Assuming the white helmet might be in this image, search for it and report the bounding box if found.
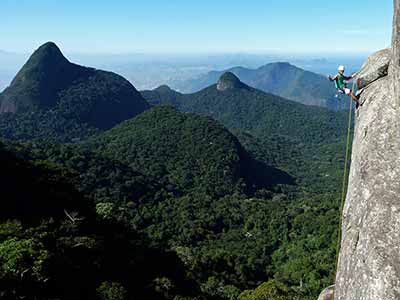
[338,65,345,71]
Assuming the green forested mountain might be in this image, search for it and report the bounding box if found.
[142,72,348,144]
[1,100,339,299]
[142,73,350,195]
[0,42,150,142]
[170,73,350,193]
[170,62,344,110]
[88,106,293,197]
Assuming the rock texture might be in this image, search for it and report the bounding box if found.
[335,48,400,299]
[356,49,391,90]
[335,2,400,298]
[392,0,400,107]
[216,72,247,91]
[318,285,335,300]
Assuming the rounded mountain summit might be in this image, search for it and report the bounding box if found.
[0,42,150,129]
[217,72,248,91]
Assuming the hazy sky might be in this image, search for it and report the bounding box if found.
[0,0,394,54]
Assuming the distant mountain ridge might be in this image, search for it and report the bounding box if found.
[142,72,348,144]
[170,62,345,110]
[141,85,183,107]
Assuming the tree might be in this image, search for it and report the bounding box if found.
[96,282,127,300]
[0,238,48,282]
[238,280,294,300]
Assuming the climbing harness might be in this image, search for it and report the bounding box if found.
[332,74,347,98]
[335,80,356,276]
[335,74,346,90]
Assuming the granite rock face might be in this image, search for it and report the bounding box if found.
[355,49,391,90]
[334,53,400,299]
[392,0,400,107]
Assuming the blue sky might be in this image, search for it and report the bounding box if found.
[0,0,393,54]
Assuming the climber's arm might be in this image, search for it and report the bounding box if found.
[344,75,353,81]
[345,73,359,81]
[328,75,338,81]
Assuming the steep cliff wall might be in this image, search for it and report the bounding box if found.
[334,2,400,299]
[334,48,400,299]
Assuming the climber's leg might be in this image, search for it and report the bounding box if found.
[350,92,361,108]
[345,88,361,108]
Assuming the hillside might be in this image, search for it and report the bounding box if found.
[170,62,344,110]
[88,105,293,197]
[5,99,337,298]
[0,42,150,141]
[0,141,87,221]
[142,73,350,196]
[143,72,348,144]
[0,140,201,299]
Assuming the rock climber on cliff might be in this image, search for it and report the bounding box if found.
[328,65,362,108]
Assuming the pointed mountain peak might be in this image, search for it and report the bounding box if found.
[10,42,71,86]
[217,72,246,91]
[0,42,88,113]
[26,41,69,67]
[36,41,62,53]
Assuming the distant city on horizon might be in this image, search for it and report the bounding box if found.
[0,43,367,93]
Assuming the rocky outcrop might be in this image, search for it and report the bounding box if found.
[334,2,400,298]
[334,47,400,298]
[355,49,391,89]
[217,72,247,91]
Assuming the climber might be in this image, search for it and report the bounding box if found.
[328,65,362,108]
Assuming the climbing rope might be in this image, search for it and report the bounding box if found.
[335,81,356,276]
